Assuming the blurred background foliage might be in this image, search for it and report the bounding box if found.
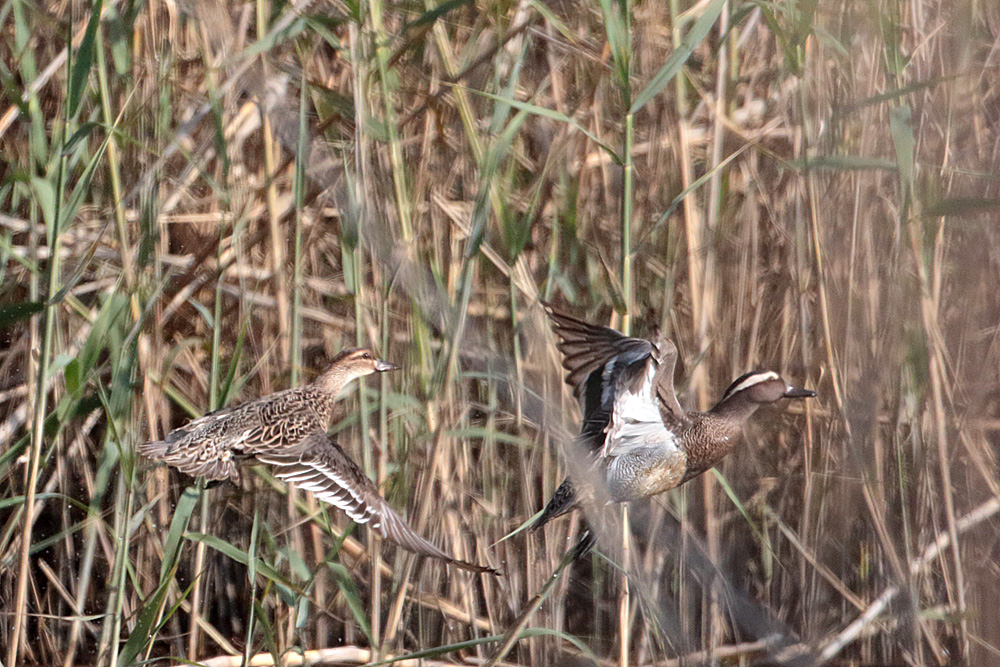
[1,0,999,665]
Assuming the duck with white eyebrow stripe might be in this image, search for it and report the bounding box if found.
[532,305,816,535]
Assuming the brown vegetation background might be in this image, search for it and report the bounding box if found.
[2,0,999,665]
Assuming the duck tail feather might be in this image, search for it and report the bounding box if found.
[532,477,578,532]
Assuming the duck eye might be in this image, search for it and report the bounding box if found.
[362,352,372,360]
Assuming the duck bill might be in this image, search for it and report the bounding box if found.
[375,359,399,372]
[783,385,816,399]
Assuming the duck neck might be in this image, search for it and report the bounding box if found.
[708,390,762,424]
[682,395,760,477]
[313,366,363,398]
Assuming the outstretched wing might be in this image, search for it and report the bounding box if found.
[543,304,653,392]
[544,304,659,450]
[256,433,496,574]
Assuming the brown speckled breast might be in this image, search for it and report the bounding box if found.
[676,415,744,486]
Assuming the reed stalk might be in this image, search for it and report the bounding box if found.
[8,51,69,663]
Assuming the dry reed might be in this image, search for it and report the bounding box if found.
[2,0,999,665]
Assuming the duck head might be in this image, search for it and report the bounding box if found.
[315,347,399,395]
[719,370,816,405]
[709,370,815,422]
[335,347,399,375]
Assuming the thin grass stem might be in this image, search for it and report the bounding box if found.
[8,50,70,664]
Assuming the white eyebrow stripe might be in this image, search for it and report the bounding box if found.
[730,371,779,395]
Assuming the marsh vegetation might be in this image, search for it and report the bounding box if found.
[2,0,999,665]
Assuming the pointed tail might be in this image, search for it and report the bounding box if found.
[532,477,578,531]
[138,440,170,459]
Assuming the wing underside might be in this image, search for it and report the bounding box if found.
[257,433,495,574]
[544,305,654,450]
[605,360,680,459]
[544,305,686,450]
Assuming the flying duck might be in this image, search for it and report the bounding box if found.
[141,348,495,573]
[534,306,816,531]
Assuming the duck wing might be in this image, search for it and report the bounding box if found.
[543,304,653,391]
[256,433,497,575]
[544,304,654,449]
[650,335,685,424]
[604,358,681,459]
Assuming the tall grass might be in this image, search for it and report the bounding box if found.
[2,0,1000,665]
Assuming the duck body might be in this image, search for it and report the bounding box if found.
[140,347,394,483]
[143,383,340,483]
[535,306,815,530]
